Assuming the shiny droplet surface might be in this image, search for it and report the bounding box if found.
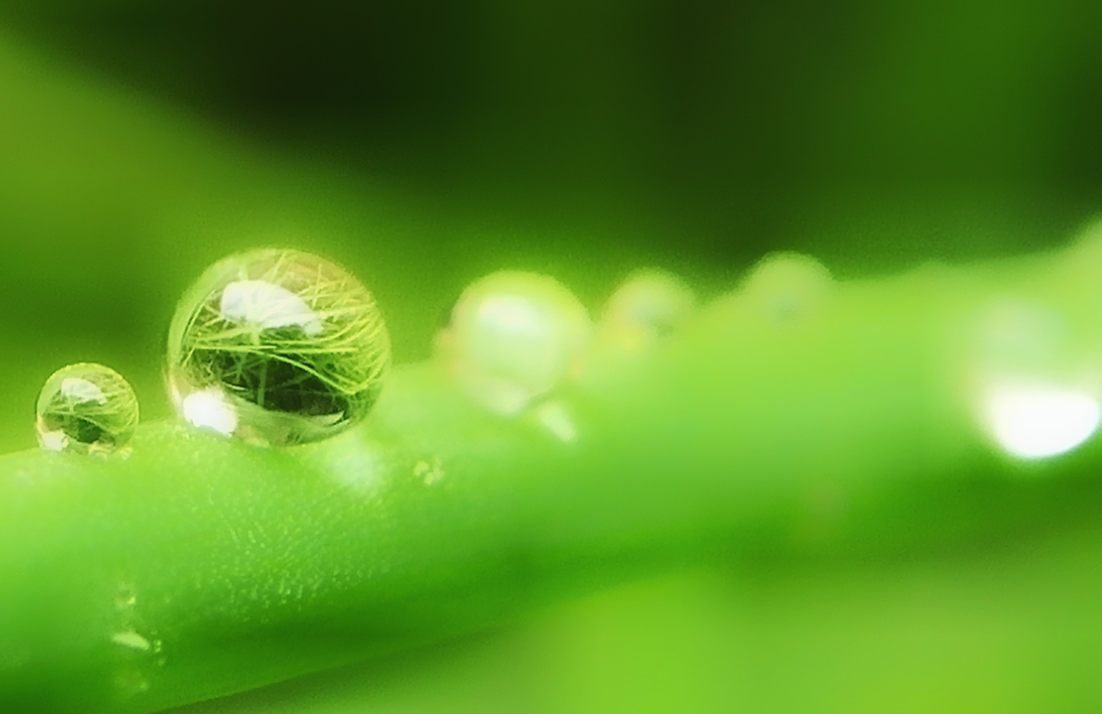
[438,271,591,415]
[982,382,1100,460]
[599,268,696,350]
[167,248,390,446]
[741,252,833,320]
[35,363,139,455]
[966,299,1101,460]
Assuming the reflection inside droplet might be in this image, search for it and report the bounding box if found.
[60,377,107,404]
[180,388,239,436]
[220,280,325,336]
[981,382,1101,459]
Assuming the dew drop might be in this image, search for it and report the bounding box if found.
[35,363,139,455]
[437,271,591,415]
[741,252,833,320]
[599,268,696,350]
[966,299,1101,460]
[167,249,390,446]
[982,382,1100,460]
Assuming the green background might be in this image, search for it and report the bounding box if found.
[1,2,1101,712]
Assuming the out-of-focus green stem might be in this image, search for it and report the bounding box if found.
[4,240,1102,713]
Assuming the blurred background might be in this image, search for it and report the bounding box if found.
[1,1,1101,711]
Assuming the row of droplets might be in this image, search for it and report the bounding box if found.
[35,248,827,455]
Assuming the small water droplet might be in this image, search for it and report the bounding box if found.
[741,252,832,321]
[599,269,696,350]
[35,363,139,455]
[167,249,390,446]
[438,271,591,415]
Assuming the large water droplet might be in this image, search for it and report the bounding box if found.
[437,271,591,415]
[599,268,696,350]
[167,249,390,446]
[36,363,139,455]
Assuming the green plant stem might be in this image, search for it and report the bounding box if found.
[4,245,1102,713]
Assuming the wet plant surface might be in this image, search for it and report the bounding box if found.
[4,5,1102,714]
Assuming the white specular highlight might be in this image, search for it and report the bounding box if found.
[982,382,1101,460]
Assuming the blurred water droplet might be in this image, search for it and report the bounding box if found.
[967,300,1101,460]
[167,249,390,446]
[438,271,591,415]
[599,268,696,351]
[35,363,139,455]
[983,382,1100,459]
[741,252,833,321]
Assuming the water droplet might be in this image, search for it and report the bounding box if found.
[167,249,390,446]
[438,271,591,415]
[599,269,696,350]
[967,300,1102,460]
[35,363,139,455]
[741,252,832,321]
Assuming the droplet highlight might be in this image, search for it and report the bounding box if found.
[966,299,1101,460]
[982,382,1100,460]
[167,248,390,446]
[35,363,139,455]
[438,271,591,415]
